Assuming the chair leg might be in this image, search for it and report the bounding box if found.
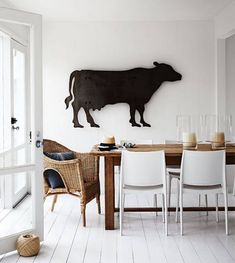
[96,194,101,214]
[164,193,168,236]
[168,175,172,216]
[175,179,179,223]
[154,194,158,216]
[117,166,121,217]
[215,193,219,223]
[120,192,125,236]
[180,189,183,235]
[81,204,86,227]
[224,191,229,235]
[162,194,165,223]
[198,194,208,216]
[51,194,58,212]
[205,194,208,216]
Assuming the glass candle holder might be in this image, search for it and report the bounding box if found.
[176,115,191,142]
[205,114,217,142]
[211,132,225,148]
[182,132,197,148]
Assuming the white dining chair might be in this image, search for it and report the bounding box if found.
[179,150,228,235]
[119,150,168,236]
[165,140,208,222]
[116,139,153,213]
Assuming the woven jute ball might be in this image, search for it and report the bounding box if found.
[16,234,40,257]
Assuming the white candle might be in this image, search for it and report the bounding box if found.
[182,132,197,147]
[212,132,225,143]
[211,132,225,147]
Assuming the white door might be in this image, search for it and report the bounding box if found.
[0,8,43,254]
[3,39,29,209]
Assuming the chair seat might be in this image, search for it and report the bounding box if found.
[47,188,68,194]
[183,184,222,190]
[123,184,163,191]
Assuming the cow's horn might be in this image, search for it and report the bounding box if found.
[153,61,159,66]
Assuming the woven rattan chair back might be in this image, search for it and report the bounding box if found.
[43,139,101,227]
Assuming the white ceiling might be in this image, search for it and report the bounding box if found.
[5,0,234,21]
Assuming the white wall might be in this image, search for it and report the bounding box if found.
[0,0,11,7]
[225,34,235,192]
[215,0,235,38]
[215,3,235,193]
[214,0,235,119]
[43,20,215,152]
[226,34,235,123]
[214,0,235,117]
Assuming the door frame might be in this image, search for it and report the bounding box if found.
[0,7,43,254]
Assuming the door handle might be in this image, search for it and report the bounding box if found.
[11,117,18,124]
[12,126,20,130]
[36,140,43,148]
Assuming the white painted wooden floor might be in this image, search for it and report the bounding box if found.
[0,196,32,238]
[1,193,235,263]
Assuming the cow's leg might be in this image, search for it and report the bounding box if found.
[72,102,84,128]
[137,105,151,127]
[129,105,141,127]
[84,108,100,128]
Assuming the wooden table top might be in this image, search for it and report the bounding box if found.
[90,143,235,158]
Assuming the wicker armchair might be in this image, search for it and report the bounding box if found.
[43,139,101,227]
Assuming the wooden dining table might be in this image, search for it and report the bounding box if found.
[90,143,235,230]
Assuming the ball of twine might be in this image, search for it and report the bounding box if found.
[16,234,40,257]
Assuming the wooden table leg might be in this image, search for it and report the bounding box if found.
[104,157,115,230]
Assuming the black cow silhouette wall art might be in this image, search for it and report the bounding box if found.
[65,61,182,128]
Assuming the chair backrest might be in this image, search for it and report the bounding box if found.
[43,139,71,153]
[181,150,226,186]
[120,150,166,187]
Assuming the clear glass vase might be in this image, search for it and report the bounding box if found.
[176,115,191,142]
[204,114,232,142]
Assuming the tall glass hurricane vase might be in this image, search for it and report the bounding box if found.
[176,115,191,142]
[205,114,217,142]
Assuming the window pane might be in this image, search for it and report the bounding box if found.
[0,33,11,169]
[13,48,26,148]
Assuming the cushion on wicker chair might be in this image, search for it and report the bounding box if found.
[44,169,65,189]
[44,152,75,189]
[44,151,75,161]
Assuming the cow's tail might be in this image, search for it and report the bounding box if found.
[65,70,79,109]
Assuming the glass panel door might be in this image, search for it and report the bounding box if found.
[0,35,3,212]
[11,40,29,206]
[0,7,43,255]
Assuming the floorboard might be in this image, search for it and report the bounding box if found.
[1,194,235,263]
